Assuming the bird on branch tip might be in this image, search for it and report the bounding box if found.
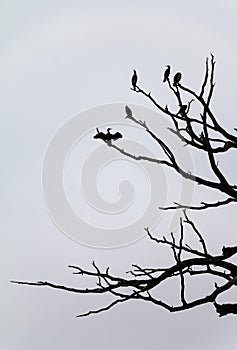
[93,127,123,145]
[125,105,132,118]
[163,65,171,83]
[177,104,187,116]
[199,132,205,143]
[131,70,138,90]
[173,72,182,86]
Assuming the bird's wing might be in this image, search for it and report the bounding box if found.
[111,132,122,140]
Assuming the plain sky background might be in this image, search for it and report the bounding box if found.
[1,1,237,349]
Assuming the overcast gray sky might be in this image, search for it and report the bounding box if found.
[1,1,237,349]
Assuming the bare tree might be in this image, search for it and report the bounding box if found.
[12,55,237,317]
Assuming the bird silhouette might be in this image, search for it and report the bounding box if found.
[177,104,187,116]
[93,127,123,145]
[199,132,205,143]
[163,65,171,82]
[125,105,132,118]
[173,72,182,86]
[131,70,138,90]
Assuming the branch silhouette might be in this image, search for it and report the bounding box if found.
[12,55,237,318]
[11,212,237,317]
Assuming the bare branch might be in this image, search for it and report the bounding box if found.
[200,57,209,97]
[12,55,237,318]
[76,297,129,318]
[159,197,237,211]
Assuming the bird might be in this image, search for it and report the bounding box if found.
[131,70,138,90]
[93,128,107,141]
[199,132,205,143]
[173,72,182,86]
[177,104,187,116]
[93,128,123,145]
[163,65,171,82]
[125,105,132,118]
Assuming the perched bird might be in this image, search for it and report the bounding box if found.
[93,127,123,145]
[163,65,171,83]
[93,128,107,141]
[199,132,205,143]
[222,246,237,258]
[125,105,132,118]
[131,70,138,90]
[173,72,182,86]
[178,104,187,116]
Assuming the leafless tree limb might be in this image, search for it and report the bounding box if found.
[11,212,237,318]
[12,55,237,318]
[159,197,237,211]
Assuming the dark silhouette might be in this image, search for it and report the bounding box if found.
[106,128,123,141]
[125,105,132,118]
[105,128,122,145]
[177,104,187,116]
[131,69,138,90]
[93,128,107,141]
[93,127,123,145]
[163,65,171,82]
[173,72,182,86]
[12,55,237,319]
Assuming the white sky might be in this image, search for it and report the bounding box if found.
[1,1,237,349]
